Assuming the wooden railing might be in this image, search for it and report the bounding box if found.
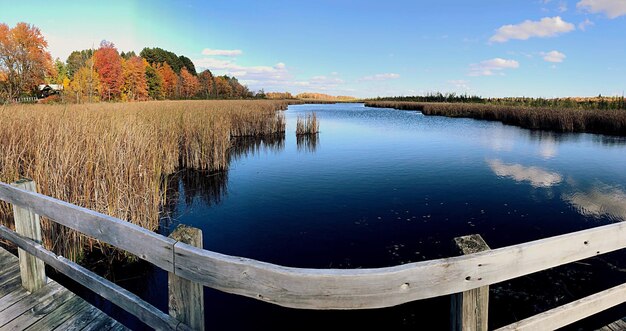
[1,179,626,330]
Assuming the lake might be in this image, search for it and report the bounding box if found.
[75,103,626,330]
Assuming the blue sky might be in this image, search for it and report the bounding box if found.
[1,0,625,97]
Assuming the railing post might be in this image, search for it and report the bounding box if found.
[11,179,47,292]
[451,234,490,331]
[168,225,205,330]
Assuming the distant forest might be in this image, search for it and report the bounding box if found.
[0,22,260,103]
[372,92,626,110]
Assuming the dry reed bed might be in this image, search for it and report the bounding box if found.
[0,100,288,260]
[296,113,319,135]
[365,101,626,136]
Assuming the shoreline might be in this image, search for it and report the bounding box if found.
[364,101,626,137]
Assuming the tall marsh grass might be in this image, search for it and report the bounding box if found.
[296,112,319,135]
[0,100,288,261]
[365,101,626,136]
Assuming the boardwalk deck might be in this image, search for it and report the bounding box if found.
[597,317,626,331]
[0,246,128,331]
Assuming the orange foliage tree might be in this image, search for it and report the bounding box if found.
[198,69,215,99]
[155,62,177,99]
[214,76,232,98]
[0,22,54,99]
[93,40,123,101]
[121,56,148,101]
[179,67,199,98]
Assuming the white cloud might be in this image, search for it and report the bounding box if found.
[542,50,566,63]
[193,55,352,94]
[558,1,568,12]
[487,159,563,188]
[577,0,626,18]
[201,48,242,56]
[469,58,520,76]
[578,18,595,30]
[489,16,575,43]
[360,73,400,81]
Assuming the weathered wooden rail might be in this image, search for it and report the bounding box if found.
[1,179,626,330]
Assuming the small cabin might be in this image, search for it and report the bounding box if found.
[37,84,63,98]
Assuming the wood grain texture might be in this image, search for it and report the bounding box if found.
[169,225,205,330]
[0,182,176,272]
[25,295,87,331]
[451,235,490,331]
[172,218,625,309]
[0,226,189,331]
[0,284,74,331]
[11,179,46,292]
[0,282,64,328]
[496,282,626,331]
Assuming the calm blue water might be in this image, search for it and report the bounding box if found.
[74,103,626,330]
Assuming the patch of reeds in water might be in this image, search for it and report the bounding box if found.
[296,112,319,135]
[365,101,626,136]
[0,100,289,261]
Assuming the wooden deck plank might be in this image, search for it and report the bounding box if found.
[0,287,30,314]
[107,320,130,331]
[597,319,626,331]
[23,295,86,331]
[0,282,65,329]
[0,251,18,269]
[51,302,100,331]
[0,248,130,331]
[0,277,24,299]
[0,264,20,285]
[0,286,74,331]
[80,310,119,331]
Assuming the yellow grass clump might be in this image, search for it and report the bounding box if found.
[296,112,319,135]
[0,100,288,261]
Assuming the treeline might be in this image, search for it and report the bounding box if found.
[56,43,255,103]
[295,93,355,101]
[371,92,626,110]
[0,22,260,103]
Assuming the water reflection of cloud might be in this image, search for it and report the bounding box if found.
[487,159,563,188]
[562,185,626,222]
[538,135,558,159]
[481,125,515,152]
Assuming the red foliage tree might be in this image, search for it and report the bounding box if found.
[93,40,123,100]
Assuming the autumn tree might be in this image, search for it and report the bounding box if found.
[66,49,94,78]
[51,58,70,87]
[179,67,199,98]
[121,56,148,101]
[215,76,233,98]
[0,22,54,99]
[67,59,100,103]
[93,40,123,100]
[198,69,215,99]
[155,62,178,99]
[145,63,163,100]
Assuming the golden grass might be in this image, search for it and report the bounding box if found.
[0,100,288,260]
[365,101,626,136]
[296,112,319,135]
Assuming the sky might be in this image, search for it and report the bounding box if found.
[1,0,625,98]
